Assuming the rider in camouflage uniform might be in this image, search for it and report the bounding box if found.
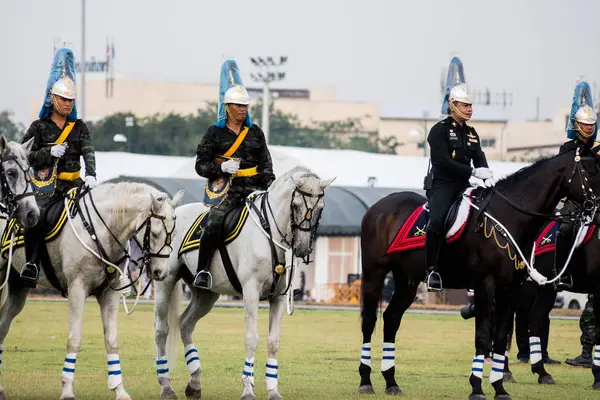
[193,60,275,289]
[19,48,98,287]
[566,295,595,367]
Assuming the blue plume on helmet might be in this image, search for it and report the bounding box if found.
[567,81,597,140]
[39,48,78,121]
[215,60,252,128]
[441,57,467,115]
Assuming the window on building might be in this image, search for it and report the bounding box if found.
[328,237,357,284]
[481,138,496,148]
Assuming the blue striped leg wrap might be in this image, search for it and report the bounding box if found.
[184,344,201,375]
[471,354,484,379]
[62,353,77,382]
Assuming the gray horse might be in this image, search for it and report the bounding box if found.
[0,182,183,400]
[154,166,333,400]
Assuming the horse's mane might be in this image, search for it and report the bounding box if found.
[94,181,167,222]
[495,155,556,188]
[271,166,322,196]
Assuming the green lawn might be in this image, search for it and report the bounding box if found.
[0,301,595,399]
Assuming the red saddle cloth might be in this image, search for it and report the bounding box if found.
[534,220,596,256]
[385,204,469,254]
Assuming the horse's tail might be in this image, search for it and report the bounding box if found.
[165,280,183,371]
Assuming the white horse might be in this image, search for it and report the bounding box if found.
[154,166,333,400]
[0,182,183,400]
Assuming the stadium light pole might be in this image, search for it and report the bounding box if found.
[249,56,287,144]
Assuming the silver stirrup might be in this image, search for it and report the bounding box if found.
[426,272,442,292]
[196,271,213,290]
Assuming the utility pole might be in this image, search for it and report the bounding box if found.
[81,0,86,121]
[249,56,287,144]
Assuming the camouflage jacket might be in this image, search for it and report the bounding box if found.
[22,118,97,179]
[195,124,275,200]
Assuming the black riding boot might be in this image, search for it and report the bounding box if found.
[565,343,593,368]
[554,231,573,291]
[193,229,218,289]
[425,229,443,291]
[21,228,40,288]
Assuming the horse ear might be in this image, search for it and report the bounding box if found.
[171,190,185,207]
[21,137,34,154]
[319,177,336,190]
[150,192,161,212]
[0,135,7,153]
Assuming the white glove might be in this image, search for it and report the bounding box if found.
[483,177,496,188]
[221,159,240,174]
[50,144,67,158]
[472,167,493,180]
[84,175,97,189]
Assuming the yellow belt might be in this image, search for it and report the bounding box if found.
[57,170,81,181]
[234,166,258,177]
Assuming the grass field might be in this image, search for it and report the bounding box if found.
[0,300,596,399]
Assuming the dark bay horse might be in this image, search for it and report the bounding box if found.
[527,222,600,389]
[359,148,600,399]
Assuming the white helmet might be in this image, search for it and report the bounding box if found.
[449,83,473,105]
[224,85,250,105]
[51,77,76,100]
[575,104,597,125]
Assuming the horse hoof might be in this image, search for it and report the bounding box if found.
[162,386,178,399]
[385,386,403,396]
[0,391,6,400]
[240,395,256,400]
[503,372,516,383]
[358,385,376,394]
[494,395,511,400]
[593,382,600,390]
[538,375,555,385]
[468,394,486,400]
[268,392,284,400]
[185,383,201,400]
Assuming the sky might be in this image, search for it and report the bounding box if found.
[2,0,600,125]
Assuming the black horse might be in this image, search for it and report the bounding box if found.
[527,219,600,389]
[358,148,600,399]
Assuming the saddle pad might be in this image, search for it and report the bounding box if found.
[178,204,250,257]
[534,221,596,256]
[385,188,474,254]
[0,189,78,257]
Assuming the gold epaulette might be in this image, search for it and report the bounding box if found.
[592,141,600,150]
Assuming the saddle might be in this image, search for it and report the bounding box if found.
[386,188,478,254]
[178,201,250,257]
[1,189,78,257]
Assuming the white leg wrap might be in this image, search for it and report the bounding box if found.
[381,342,395,372]
[529,336,543,364]
[107,354,122,390]
[471,354,484,379]
[265,357,278,391]
[594,345,600,367]
[156,356,169,379]
[242,358,255,386]
[184,344,201,375]
[360,342,372,368]
[62,353,77,382]
[489,353,505,384]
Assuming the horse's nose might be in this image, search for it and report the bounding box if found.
[152,268,166,281]
[25,209,39,227]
